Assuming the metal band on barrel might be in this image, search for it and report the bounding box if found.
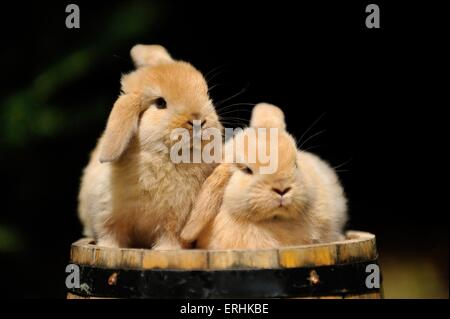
[68,260,381,298]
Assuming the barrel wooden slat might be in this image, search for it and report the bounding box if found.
[142,250,208,270]
[67,292,86,299]
[279,245,338,268]
[344,292,381,299]
[67,292,109,299]
[208,249,279,269]
[67,230,382,299]
[120,249,144,268]
[71,239,96,266]
[337,231,377,264]
[297,295,344,299]
[93,247,122,268]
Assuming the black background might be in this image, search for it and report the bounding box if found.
[0,0,445,298]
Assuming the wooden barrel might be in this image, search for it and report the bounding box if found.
[66,230,382,299]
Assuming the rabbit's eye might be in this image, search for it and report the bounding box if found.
[241,166,253,175]
[154,97,167,109]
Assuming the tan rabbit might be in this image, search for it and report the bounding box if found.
[78,44,223,249]
[181,103,347,249]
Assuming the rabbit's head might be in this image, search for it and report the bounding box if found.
[99,44,222,162]
[222,109,308,222]
[181,103,309,242]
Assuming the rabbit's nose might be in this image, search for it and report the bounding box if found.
[272,187,291,196]
[187,119,206,127]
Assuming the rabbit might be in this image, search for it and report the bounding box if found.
[78,44,223,249]
[180,103,347,249]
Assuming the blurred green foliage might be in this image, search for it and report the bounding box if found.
[0,0,161,150]
[0,225,24,253]
[0,0,163,263]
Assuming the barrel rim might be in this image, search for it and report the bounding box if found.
[70,230,377,270]
[72,230,374,253]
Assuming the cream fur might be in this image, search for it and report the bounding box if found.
[249,103,286,130]
[181,103,347,249]
[78,44,222,249]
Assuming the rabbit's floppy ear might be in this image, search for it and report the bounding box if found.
[130,44,173,68]
[99,93,142,163]
[250,103,286,130]
[181,164,233,243]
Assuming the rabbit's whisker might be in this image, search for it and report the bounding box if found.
[298,129,327,150]
[332,158,352,170]
[297,112,327,147]
[204,63,231,82]
[218,109,252,117]
[216,84,250,106]
[302,145,322,152]
[208,83,225,93]
[216,103,255,114]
